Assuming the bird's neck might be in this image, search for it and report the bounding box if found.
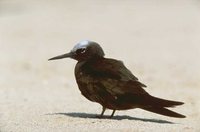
[75,57,105,74]
[77,56,104,63]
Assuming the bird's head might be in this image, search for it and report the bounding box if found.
[49,40,105,62]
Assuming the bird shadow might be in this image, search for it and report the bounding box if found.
[47,112,174,124]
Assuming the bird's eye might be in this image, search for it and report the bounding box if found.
[76,48,86,54]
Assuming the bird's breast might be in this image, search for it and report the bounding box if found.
[75,61,99,101]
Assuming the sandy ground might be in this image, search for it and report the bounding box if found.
[1,0,200,131]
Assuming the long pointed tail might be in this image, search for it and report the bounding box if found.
[142,107,186,118]
[147,95,184,108]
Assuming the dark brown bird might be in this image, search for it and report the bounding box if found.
[49,40,185,118]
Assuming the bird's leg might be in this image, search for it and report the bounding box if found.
[110,110,116,118]
[100,107,106,117]
[96,107,106,118]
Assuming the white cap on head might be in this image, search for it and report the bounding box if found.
[72,40,105,57]
[72,40,90,52]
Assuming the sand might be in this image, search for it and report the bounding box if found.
[0,0,200,131]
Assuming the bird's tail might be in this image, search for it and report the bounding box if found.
[142,107,186,118]
[146,95,184,108]
[141,95,186,118]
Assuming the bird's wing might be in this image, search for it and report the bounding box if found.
[89,58,146,85]
[85,58,147,95]
[90,58,139,81]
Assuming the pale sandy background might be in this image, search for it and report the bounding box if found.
[0,0,200,131]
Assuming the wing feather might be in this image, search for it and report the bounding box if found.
[83,58,147,95]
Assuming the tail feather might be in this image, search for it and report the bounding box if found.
[142,107,186,118]
[147,95,184,107]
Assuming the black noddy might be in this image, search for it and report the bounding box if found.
[49,40,185,118]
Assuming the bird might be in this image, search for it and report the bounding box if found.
[49,40,186,118]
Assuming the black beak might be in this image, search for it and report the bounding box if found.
[48,52,72,61]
